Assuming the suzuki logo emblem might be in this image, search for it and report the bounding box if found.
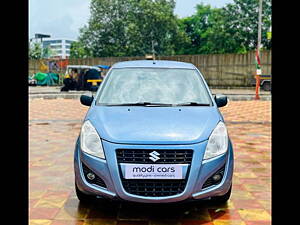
[149,151,160,162]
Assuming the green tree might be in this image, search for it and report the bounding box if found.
[201,6,247,54]
[70,41,91,58]
[126,0,188,56]
[78,0,187,57]
[178,4,226,54]
[79,0,130,57]
[76,0,271,57]
[178,0,271,54]
[29,42,42,59]
[42,46,55,58]
[222,0,272,51]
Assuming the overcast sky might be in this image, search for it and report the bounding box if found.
[29,0,233,40]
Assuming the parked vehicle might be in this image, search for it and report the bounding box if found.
[61,65,110,92]
[259,74,271,91]
[250,74,271,91]
[74,60,234,203]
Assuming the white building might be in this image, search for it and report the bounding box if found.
[42,38,75,59]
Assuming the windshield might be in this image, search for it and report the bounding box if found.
[97,68,212,105]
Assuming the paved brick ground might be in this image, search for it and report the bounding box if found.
[29,99,271,225]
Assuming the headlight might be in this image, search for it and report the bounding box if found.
[80,120,105,159]
[203,121,228,160]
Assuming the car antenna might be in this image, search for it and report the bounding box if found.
[151,40,156,64]
[145,40,156,63]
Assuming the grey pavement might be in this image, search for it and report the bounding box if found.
[28,86,271,101]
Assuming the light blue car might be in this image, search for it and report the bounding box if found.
[74,60,234,203]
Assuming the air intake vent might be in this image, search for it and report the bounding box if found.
[82,163,107,188]
[202,165,225,189]
[121,179,187,197]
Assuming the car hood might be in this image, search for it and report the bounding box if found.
[85,106,222,145]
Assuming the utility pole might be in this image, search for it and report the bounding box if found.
[258,0,262,52]
[255,0,263,100]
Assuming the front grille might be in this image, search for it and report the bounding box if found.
[82,163,107,188]
[117,149,193,197]
[116,149,193,164]
[121,179,187,197]
[202,165,225,189]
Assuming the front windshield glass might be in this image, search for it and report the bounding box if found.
[97,68,212,105]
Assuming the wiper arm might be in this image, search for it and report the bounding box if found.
[102,102,210,106]
[175,102,210,106]
[104,102,173,106]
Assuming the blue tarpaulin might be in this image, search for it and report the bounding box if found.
[94,65,110,70]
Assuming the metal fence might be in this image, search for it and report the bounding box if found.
[29,50,271,87]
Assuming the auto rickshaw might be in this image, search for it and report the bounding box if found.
[61,65,110,92]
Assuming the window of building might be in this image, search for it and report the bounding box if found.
[65,40,74,44]
[50,45,62,49]
[43,40,62,45]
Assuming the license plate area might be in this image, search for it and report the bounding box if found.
[122,163,188,180]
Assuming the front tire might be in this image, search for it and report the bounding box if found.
[75,182,94,202]
[212,184,232,203]
[262,81,271,91]
[61,86,69,92]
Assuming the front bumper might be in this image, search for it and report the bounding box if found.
[74,138,234,203]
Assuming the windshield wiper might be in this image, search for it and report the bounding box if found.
[103,102,173,106]
[175,102,210,106]
[101,102,210,107]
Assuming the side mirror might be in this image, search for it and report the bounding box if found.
[215,94,228,107]
[80,95,94,106]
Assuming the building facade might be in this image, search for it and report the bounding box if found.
[42,38,75,59]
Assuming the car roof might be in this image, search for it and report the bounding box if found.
[67,65,100,70]
[112,60,196,69]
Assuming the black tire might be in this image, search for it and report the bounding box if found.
[212,184,232,203]
[60,86,69,92]
[75,182,94,202]
[262,82,271,91]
